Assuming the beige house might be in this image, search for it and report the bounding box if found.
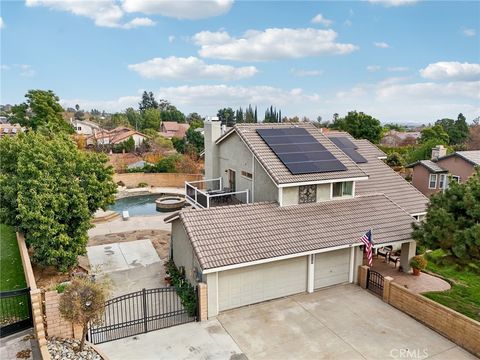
[166,121,428,318]
[407,147,480,196]
[87,127,148,148]
[159,121,189,139]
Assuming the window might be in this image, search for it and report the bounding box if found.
[241,170,253,180]
[332,181,353,198]
[439,174,446,189]
[428,174,437,189]
[299,185,316,203]
[451,175,460,183]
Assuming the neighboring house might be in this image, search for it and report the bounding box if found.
[71,119,102,135]
[160,122,190,139]
[0,116,8,124]
[0,123,25,137]
[126,160,152,170]
[407,146,480,196]
[381,130,421,147]
[165,121,428,318]
[87,127,148,148]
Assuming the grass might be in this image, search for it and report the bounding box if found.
[422,249,480,322]
[0,224,27,291]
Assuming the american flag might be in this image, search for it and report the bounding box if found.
[360,230,374,267]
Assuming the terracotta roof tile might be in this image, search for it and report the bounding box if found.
[179,194,416,270]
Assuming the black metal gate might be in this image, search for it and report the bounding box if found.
[88,287,196,344]
[0,288,33,338]
[367,269,384,297]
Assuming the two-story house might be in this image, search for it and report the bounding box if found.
[166,120,428,318]
[407,146,480,197]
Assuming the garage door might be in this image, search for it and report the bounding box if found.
[314,248,350,289]
[218,257,307,312]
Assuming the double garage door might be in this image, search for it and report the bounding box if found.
[217,249,350,312]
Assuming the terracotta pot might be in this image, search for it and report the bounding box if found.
[412,268,421,276]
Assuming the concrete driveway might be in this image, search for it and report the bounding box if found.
[218,284,476,360]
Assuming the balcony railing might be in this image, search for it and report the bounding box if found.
[185,177,249,209]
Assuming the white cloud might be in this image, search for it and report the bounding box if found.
[291,68,323,77]
[1,64,10,70]
[168,35,175,43]
[374,41,390,49]
[420,61,480,81]
[128,56,257,81]
[368,0,417,7]
[123,17,156,29]
[387,66,409,72]
[311,14,333,27]
[193,28,358,61]
[0,17,4,29]
[60,95,141,114]
[26,0,125,28]
[367,65,381,72]
[463,28,476,37]
[17,64,35,77]
[122,0,233,19]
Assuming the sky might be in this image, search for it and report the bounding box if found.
[1,0,479,124]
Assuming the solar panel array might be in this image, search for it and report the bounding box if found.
[329,136,368,164]
[256,128,347,175]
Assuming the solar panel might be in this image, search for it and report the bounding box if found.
[329,136,368,164]
[256,128,347,175]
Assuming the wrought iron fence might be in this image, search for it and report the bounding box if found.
[0,288,32,337]
[367,269,384,297]
[88,287,197,344]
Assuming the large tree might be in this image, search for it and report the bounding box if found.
[10,90,73,133]
[435,114,469,145]
[0,132,116,271]
[138,91,158,112]
[412,169,480,262]
[264,106,282,123]
[331,111,383,143]
[217,107,235,126]
[419,124,449,144]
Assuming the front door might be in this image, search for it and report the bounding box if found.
[228,169,236,191]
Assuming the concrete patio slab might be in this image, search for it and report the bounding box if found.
[97,319,245,360]
[88,214,172,236]
[372,259,451,293]
[87,240,163,298]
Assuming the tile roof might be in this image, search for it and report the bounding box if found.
[178,194,416,270]
[325,132,428,215]
[230,123,368,184]
[438,150,480,166]
[406,160,447,173]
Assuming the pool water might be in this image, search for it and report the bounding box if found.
[109,194,161,216]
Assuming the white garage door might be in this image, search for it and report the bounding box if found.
[218,256,307,312]
[314,248,350,289]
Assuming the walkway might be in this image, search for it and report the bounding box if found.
[0,329,40,360]
[372,258,451,293]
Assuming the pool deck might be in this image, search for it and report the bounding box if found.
[88,214,172,236]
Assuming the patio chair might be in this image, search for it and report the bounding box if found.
[388,252,401,268]
[377,246,393,261]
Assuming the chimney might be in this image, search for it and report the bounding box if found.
[431,145,447,161]
[204,117,221,180]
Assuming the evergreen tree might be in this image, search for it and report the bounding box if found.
[235,107,244,123]
[138,91,159,112]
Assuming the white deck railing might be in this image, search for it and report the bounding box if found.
[185,177,249,209]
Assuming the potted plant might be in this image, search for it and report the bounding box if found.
[410,255,427,276]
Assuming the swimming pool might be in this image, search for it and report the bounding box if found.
[109,194,163,216]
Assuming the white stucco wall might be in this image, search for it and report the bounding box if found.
[253,158,278,203]
[171,220,198,284]
[317,183,331,201]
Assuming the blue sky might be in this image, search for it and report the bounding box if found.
[1,0,479,124]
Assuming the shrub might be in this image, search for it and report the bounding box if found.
[117,181,125,187]
[55,283,68,293]
[138,182,148,188]
[386,152,405,167]
[410,255,428,270]
[165,260,197,316]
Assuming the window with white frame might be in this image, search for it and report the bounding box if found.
[332,181,353,198]
[428,174,437,189]
[439,174,446,189]
[241,170,253,180]
[451,175,460,183]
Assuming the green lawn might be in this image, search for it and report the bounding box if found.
[422,249,480,322]
[0,224,27,291]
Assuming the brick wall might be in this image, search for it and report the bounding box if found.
[17,233,51,360]
[44,291,74,339]
[197,283,208,321]
[113,173,202,188]
[388,282,480,357]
